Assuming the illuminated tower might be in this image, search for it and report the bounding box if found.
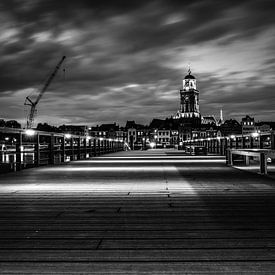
[180,68,200,118]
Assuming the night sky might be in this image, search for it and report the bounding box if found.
[0,0,275,126]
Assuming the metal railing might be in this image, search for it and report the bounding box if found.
[0,127,125,173]
[181,131,275,156]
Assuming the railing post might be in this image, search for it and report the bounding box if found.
[93,139,97,156]
[84,137,87,158]
[271,131,275,150]
[61,136,65,162]
[223,138,227,156]
[259,135,263,149]
[260,153,267,174]
[15,132,22,171]
[35,133,40,167]
[250,136,253,148]
[88,138,92,158]
[70,137,74,161]
[49,134,55,165]
[77,137,81,160]
[221,139,225,155]
[104,140,107,154]
[242,136,245,149]
[98,139,101,155]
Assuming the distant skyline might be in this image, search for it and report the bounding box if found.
[0,0,275,126]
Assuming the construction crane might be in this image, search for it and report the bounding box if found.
[24,55,66,129]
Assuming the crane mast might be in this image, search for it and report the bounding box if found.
[25,55,66,129]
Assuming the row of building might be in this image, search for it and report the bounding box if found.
[55,115,274,150]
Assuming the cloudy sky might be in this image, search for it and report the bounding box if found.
[0,0,275,127]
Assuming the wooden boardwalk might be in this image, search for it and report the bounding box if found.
[0,149,275,274]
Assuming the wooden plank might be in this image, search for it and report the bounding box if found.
[1,238,275,250]
[0,230,274,239]
[0,249,275,261]
[1,262,275,274]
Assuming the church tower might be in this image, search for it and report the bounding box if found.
[180,68,200,118]
[174,67,201,127]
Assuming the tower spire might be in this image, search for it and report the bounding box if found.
[220,109,224,124]
[188,64,191,75]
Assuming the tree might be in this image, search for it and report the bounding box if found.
[5,120,21,129]
[0,119,6,127]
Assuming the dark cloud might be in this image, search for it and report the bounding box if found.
[0,0,274,125]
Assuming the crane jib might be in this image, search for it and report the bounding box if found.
[25,56,66,128]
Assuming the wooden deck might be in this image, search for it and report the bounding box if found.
[0,149,275,274]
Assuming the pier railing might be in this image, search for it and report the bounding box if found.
[181,131,275,156]
[0,127,125,173]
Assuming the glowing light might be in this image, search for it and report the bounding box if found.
[86,136,91,140]
[65,133,71,139]
[150,142,156,148]
[230,135,236,139]
[25,129,35,136]
[251,132,259,138]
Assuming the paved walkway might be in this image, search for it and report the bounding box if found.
[0,149,275,274]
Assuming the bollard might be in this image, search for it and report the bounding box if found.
[227,149,233,166]
[245,155,249,166]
